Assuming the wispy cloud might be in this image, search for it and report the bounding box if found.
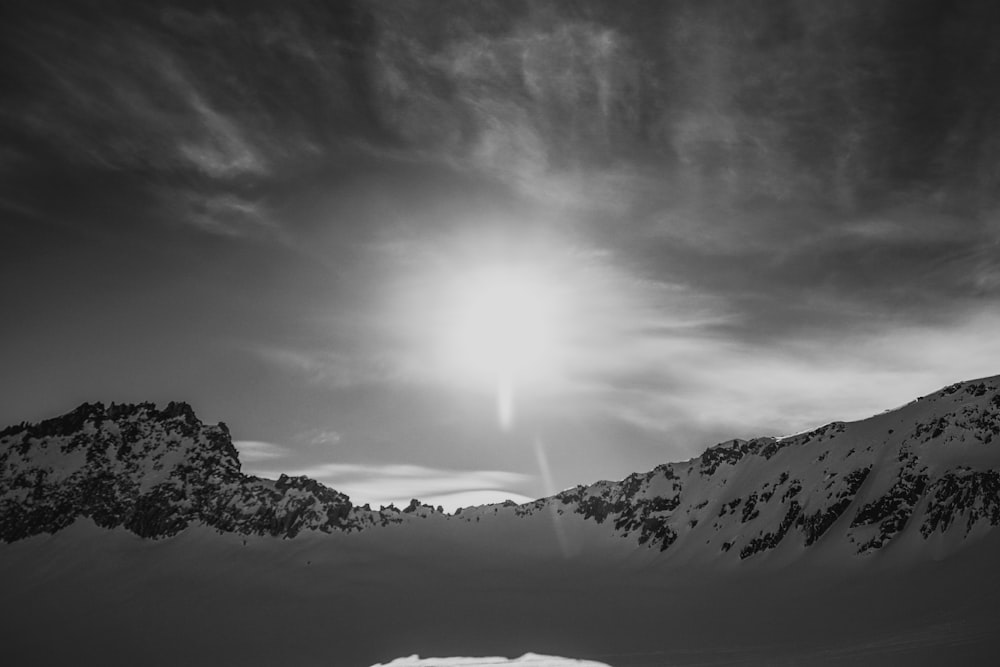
[365,17,646,213]
[298,429,343,447]
[584,311,1000,449]
[177,192,279,238]
[245,461,531,510]
[233,440,290,463]
[253,346,405,389]
[10,21,263,178]
[149,49,270,179]
[176,94,269,178]
[1,6,337,240]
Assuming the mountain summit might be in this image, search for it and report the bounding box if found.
[3,376,1000,564]
[0,401,411,542]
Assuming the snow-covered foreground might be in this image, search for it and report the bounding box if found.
[1,514,998,666]
[371,654,612,667]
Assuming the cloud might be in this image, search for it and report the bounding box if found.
[245,461,531,510]
[177,192,279,238]
[235,441,535,512]
[10,1,999,247]
[300,429,343,447]
[583,310,1000,451]
[364,15,647,212]
[7,18,261,177]
[254,346,405,389]
[0,4,357,242]
[143,45,270,178]
[233,440,290,463]
[175,92,269,178]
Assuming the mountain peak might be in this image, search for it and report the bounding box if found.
[0,400,209,440]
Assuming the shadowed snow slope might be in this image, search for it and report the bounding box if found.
[2,377,1000,665]
[371,654,613,667]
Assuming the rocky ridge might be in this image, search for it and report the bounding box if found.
[0,402,418,542]
[521,377,1000,558]
[2,376,1000,561]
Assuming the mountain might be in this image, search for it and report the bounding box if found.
[4,378,1000,560]
[2,376,1000,666]
[0,401,412,543]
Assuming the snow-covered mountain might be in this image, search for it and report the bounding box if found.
[3,377,1000,562]
[0,401,394,542]
[2,376,1000,666]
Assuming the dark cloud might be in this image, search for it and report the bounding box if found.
[6,2,999,216]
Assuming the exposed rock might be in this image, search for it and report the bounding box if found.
[0,402,371,541]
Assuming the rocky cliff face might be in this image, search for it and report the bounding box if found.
[0,402,414,542]
[3,377,1000,561]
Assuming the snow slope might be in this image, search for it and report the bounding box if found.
[371,654,613,667]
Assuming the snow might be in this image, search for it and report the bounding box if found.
[1,517,998,666]
[371,654,612,667]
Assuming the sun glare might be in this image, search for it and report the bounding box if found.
[440,266,563,429]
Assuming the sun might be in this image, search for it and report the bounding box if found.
[450,267,556,376]
[439,265,563,429]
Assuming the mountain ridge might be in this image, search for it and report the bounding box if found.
[2,375,1000,565]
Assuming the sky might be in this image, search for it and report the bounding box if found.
[2,0,1000,510]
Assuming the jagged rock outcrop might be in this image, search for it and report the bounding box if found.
[0,402,405,541]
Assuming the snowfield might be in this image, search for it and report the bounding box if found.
[371,654,613,667]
